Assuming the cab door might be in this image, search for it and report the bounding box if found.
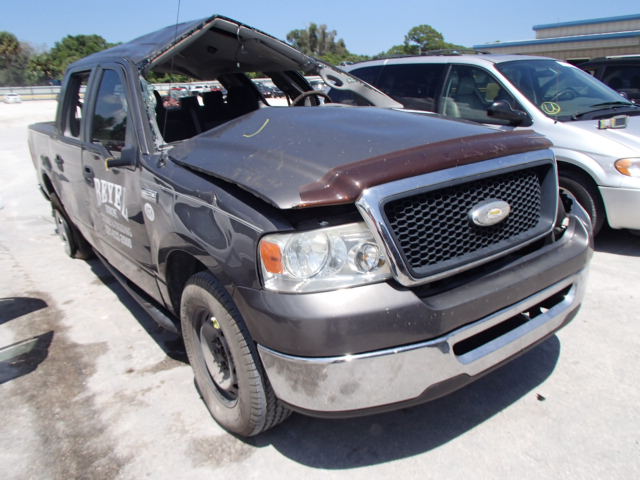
[82,65,160,300]
[50,69,94,234]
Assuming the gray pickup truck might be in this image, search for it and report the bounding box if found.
[28,15,592,436]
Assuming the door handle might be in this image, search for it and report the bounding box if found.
[83,165,95,184]
[54,155,64,171]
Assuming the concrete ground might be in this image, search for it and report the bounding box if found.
[1,101,639,479]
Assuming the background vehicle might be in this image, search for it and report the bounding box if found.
[4,93,22,103]
[28,16,591,437]
[341,55,640,235]
[579,56,640,104]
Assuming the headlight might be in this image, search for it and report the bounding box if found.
[614,158,640,177]
[259,222,391,293]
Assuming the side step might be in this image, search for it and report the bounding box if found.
[95,252,179,334]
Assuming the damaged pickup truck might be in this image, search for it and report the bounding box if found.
[28,15,592,436]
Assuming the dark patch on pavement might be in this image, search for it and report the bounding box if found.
[2,290,130,478]
[188,434,255,467]
[139,355,185,374]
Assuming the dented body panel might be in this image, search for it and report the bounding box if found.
[28,14,591,422]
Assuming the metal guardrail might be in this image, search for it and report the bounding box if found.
[0,85,61,101]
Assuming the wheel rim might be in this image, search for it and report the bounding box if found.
[54,210,72,257]
[197,311,238,402]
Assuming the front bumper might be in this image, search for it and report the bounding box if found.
[250,205,591,415]
[599,186,640,230]
[259,267,586,414]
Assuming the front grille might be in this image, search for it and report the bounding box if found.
[384,167,548,278]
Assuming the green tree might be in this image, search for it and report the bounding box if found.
[46,34,115,80]
[403,25,446,54]
[286,23,353,63]
[0,32,30,86]
[378,25,466,58]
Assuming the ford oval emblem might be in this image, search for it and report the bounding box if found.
[469,199,511,227]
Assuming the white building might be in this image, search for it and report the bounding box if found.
[474,14,640,63]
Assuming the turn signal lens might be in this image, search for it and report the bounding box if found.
[614,158,640,177]
[260,241,283,274]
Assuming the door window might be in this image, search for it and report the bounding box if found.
[352,64,446,111]
[62,71,90,138]
[440,65,520,125]
[91,69,128,156]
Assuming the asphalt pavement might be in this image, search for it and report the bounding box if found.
[1,101,639,479]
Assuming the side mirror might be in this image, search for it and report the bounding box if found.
[487,100,530,126]
[105,146,137,169]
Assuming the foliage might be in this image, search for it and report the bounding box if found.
[45,35,116,80]
[378,25,466,58]
[287,23,359,64]
[0,32,31,86]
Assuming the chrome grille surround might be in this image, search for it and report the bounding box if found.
[356,149,558,287]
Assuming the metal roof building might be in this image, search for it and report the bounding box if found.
[474,14,640,63]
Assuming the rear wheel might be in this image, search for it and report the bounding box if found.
[50,193,92,259]
[559,170,605,235]
[180,271,290,436]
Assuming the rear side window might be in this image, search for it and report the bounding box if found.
[62,71,90,139]
[351,64,446,111]
[602,65,640,102]
[91,69,128,154]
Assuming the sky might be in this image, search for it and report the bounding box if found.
[2,0,640,56]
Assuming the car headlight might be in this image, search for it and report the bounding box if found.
[258,222,391,293]
[614,158,640,177]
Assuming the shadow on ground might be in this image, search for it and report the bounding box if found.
[595,227,640,256]
[86,258,187,363]
[0,330,54,384]
[0,296,48,325]
[250,335,560,468]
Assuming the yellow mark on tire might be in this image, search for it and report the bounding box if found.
[243,118,270,138]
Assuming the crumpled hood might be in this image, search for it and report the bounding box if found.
[170,106,550,208]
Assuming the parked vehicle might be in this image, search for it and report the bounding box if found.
[4,93,22,103]
[341,55,640,234]
[28,16,592,436]
[579,55,640,104]
[252,81,275,98]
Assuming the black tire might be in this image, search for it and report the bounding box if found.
[559,170,605,235]
[50,193,93,259]
[180,271,290,436]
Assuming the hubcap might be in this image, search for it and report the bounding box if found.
[198,314,237,400]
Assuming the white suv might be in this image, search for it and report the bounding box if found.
[336,55,640,234]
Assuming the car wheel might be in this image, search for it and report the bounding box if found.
[53,208,76,257]
[559,170,605,235]
[50,193,93,259]
[180,271,290,436]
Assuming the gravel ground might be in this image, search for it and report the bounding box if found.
[1,100,639,479]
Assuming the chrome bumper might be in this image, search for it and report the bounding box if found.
[258,267,588,413]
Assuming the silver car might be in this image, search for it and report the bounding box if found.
[3,93,22,104]
[340,55,640,234]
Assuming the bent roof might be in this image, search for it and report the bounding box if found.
[69,15,307,72]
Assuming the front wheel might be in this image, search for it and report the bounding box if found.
[180,272,290,436]
[559,170,605,235]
